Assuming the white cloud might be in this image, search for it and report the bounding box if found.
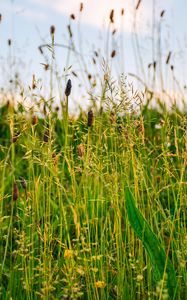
[33,0,152,35]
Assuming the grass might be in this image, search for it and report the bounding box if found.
[0,3,187,299]
[0,82,187,300]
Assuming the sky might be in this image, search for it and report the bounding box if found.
[0,0,187,110]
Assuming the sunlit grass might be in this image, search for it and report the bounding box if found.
[0,79,187,299]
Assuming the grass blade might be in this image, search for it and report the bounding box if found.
[125,187,177,299]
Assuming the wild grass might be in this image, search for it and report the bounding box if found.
[0,83,187,299]
[0,3,187,300]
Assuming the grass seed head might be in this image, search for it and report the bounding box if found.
[32,115,38,125]
[65,79,72,97]
[13,182,19,201]
[12,131,20,143]
[8,39,12,46]
[88,109,94,127]
[166,51,172,64]
[19,177,27,190]
[70,14,75,20]
[110,9,114,23]
[80,3,84,12]
[50,25,55,36]
[160,10,165,17]
[43,129,49,143]
[0,14,2,22]
[77,143,85,159]
[111,50,116,58]
[32,74,37,89]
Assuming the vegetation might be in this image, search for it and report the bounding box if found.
[0,82,187,299]
[0,2,187,300]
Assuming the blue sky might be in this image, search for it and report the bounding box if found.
[0,0,187,110]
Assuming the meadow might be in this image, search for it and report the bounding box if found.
[0,4,187,300]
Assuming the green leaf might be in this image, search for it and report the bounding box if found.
[125,187,177,299]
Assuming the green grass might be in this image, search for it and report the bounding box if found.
[0,86,187,299]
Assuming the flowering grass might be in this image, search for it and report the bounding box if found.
[0,82,187,299]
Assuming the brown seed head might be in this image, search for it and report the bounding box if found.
[94,51,99,57]
[50,25,55,35]
[160,10,165,18]
[12,131,20,143]
[166,51,172,64]
[43,129,49,143]
[110,9,114,23]
[121,8,124,16]
[70,14,75,20]
[80,3,84,12]
[13,182,19,201]
[88,109,94,127]
[19,176,27,190]
[0,14,2,22]
[111,50,116,58]
[32,115,38,125]
[77,143,85,159]
[32,74,36,89]
[65,79,72,97]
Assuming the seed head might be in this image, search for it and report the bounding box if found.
[50,25,55,35]
[80,3,84,12]
[111,50,116,58]
[12,131,20,143]
[65,79,72,97]
[8,39,12,46]
[0,14,2,22]
[43,128,49,143]
[32,115,38,126]
[77,143,85,159]
[19,176,27,190]
[121,8,124,16]
[109,9,114,23]
[70,14,75,20]
[32,74,36,89]
[88,109,94,127]
[13,182,19,201]
[166,51,172,64]
[160,10,165,18]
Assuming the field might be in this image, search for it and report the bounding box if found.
[0,3,187,300]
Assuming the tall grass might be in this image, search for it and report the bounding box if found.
[0,3,187,300]
[0,83,187,299]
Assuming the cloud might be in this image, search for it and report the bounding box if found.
[33,0,152,35]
